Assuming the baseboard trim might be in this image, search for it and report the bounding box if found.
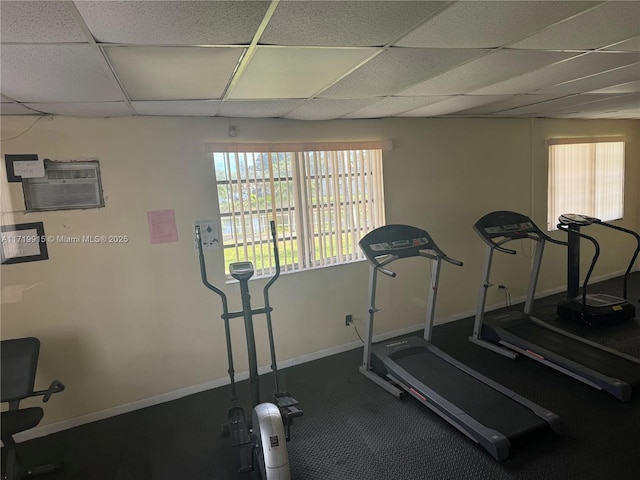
[17,268,636,442]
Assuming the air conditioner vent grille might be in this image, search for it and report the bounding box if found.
[47,169,97,180]
[22,160,104,212]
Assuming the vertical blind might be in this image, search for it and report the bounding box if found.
[206,141,389,276]
[547,137,625,230]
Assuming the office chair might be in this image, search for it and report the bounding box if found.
[1,337,65,480]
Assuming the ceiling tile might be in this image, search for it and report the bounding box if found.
[319,48,487,98]
[510,2,640,50]
[473,52,640,95]
[399,95,512,117]
[453,94,568,115]
[400,50,574,96]
[342,96,451,118]
[590,80,640,94]
[603,36,640,52]
[0,1,87,43]
[284,99,377,120]
[535,63,640,95]
[0,45,124,103]
[105,47,243,101]
[132,101,221,116]
[24,102,132,117]
[75,1,270,45]
[0,103,39,115]
[228,47,377,99]
[396,1,599,48]
[217,100,307,118]
[541,94,640,119]
[261,1,447,47]
[493,93,628,117]
[559,95,640,118]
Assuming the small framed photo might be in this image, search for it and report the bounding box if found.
[0,222,49,264]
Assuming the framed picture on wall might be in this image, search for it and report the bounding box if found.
[0,222,49,264]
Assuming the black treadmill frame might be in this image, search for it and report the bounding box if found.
[470,210,640,402]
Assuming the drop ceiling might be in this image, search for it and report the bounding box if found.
[1,1,639,120]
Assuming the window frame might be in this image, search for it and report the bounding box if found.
[206,141,390,278]
[547,136,625,231]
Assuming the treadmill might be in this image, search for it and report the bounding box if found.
[470,211,640,402]
[556,213,639,327]
[359,224,562,462]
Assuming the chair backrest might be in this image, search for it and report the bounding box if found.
[1,337,40,404]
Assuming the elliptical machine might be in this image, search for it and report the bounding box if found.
[195,220,302,479]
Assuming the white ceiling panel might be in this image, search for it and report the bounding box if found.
[342,96,451,118]
[395,1,599,48]
[493,93,629,117]
[284,99,377,120]
[0,1,87,43]
[559,95,640,118]
[400,50,575,96]
[590,80,640,94]
[261,1,447,47]
[105,47,243,101]
[228,47,377,100]
[319,48,487,98]
[25,102,133,117]
[454,94,568,115]
[510,2,640,50]
[217,100,307,118]
[604,36,640,52]
[399,95,513,117]
[535,63,640,95]
[132,101,221,117]
[1,1,638,120]
[1,45,124,103]
[75,1,270,45]
[472,52,640,95]
[537,94,640,119]
[0,103,39,115]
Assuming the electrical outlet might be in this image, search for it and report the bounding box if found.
[345,314,353,326]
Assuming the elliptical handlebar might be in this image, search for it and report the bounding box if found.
[195,224,230,316]
[263,220,281,299]
[195,221,282,315]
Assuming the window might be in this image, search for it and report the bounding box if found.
[547,137,625,231]
[206,141,389,277]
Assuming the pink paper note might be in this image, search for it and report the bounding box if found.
[147,209,179,244]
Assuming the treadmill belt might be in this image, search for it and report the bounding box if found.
[393,351,547,440]
[506,323,640,385]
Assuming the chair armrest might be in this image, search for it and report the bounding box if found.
[32,380,65,403]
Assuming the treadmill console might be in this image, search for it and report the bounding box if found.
[558,213,600,226]
[360,224,442,264]
[474,211,546,246]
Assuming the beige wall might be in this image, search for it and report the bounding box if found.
[1,115,638,428]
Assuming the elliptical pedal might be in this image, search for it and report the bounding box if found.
[228,406,251,447]
[275,392,303,441]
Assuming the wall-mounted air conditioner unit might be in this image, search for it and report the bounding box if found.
[22,160,105,212]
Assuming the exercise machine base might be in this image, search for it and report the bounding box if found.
[557,295,635,327]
